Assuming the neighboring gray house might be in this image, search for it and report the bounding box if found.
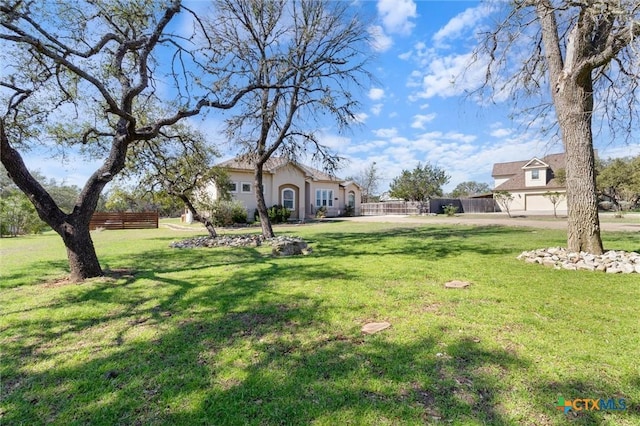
[206,156,361,219]
[492,153,567,212]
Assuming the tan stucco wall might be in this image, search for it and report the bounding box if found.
[208,163,362,219]
[524,168,548,187]
[309,181,342,217]
[269,164,307,218]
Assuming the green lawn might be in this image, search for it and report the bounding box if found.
[1,221,638,425]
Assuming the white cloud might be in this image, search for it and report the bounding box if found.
[398,51,412,61]
[318,133,352,149]
[368,88,385,100]
[371,103,383,116]
[373,127,398,138]
[368,25,393,52]
[432,4,496,47]
[490,128,512,138]
[411,52,487,100]
[377,0,417,35]
[353,112,369,124]
[411,113,437,129]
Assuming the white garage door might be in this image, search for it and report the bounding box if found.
[525,194,549,211]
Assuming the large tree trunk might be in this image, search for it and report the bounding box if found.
[2,121,106,281]
[255,164,275,238]
[58,221,103,282]
[556,74,604,254]
[535,2,604,254]
[178,194,217,238]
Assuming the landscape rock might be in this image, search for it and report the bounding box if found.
[170,234,311,256]
[517,247,639,274]
[271,239,311,256]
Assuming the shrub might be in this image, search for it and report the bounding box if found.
[209,200,247,226]
[343,205,355,217]
[315,206,327,218]
[442,204,458,216]
[267,205,291,224]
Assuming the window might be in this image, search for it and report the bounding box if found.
[531,169,540,180]
[228,182,237,193]
[315,189,333,207]
[241,182,252,193]
[282,189,295,210]
[348,191,356,208]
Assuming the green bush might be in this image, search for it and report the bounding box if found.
[0,193,46,236]
[315,206,327,218]
[209,200,247,226]
[442,204,459,216]
[267,205,291,224]
[343,205,355,217]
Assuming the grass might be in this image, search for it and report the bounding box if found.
[1,221,639,425]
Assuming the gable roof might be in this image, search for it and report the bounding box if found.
[493,152,566,191]
[218,156,342,182]
[522,157,549,169]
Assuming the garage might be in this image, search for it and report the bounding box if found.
[524,194,550,211]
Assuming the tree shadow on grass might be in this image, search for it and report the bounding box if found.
[530,377,639,425]
[1,227,530,424]
[1,291,530,425]
[312,225,529,260]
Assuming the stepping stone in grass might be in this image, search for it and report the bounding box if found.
[444,280,471,289]
[362,322,391,334]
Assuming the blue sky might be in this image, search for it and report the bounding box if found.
[19,0,640,193]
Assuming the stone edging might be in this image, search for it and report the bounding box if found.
[517,247,640,274]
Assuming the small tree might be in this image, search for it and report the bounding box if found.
[348,162,382,203]
[494,191,515,218]
[389,163,450,213]
[543,191,566,218]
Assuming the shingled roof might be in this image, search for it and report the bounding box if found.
[217,156,341,182]
[493,153,566,191]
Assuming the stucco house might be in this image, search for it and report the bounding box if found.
[492,153,568,212]
[206,156,361,220]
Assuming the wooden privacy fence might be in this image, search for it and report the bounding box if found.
[90,212,159,230]
[429,198,499,214]
[361,198,499,216]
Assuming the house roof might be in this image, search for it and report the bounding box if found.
[218,156,342,183]
[493,152,566,191]
[522,157,550,169]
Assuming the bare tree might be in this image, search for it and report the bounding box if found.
[543,191,566,218]
[494,191,515,218]
[0,1,258,280]
[349,162,382,203]
[475,0,640,254]
[206,0,373,238]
